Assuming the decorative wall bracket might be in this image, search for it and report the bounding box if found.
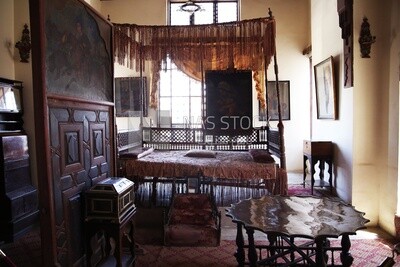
[15,24,31,63]
[358,17,376,58]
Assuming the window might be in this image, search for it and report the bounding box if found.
[159,60,202,128]
[159,1,238,127]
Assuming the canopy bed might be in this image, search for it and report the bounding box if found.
[114,10,287,198]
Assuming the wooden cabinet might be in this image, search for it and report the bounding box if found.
[303,140,333,194]
[0,78,39,242]
[85,178,136,266]
[0,134,39,242]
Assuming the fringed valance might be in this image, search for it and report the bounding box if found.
[114,16,276,109]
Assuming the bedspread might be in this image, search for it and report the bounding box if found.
[119,150,287,195]
[122,150,275,179]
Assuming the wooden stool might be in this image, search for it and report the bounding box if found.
[86,207,136,267]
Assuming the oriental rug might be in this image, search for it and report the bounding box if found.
[134,238,397,267]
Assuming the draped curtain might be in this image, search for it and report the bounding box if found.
[113,16,276,110]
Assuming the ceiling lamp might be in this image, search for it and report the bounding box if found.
[180,1,202,13]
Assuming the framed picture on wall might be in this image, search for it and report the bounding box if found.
[314,56,337,119]
[260,80,290,121]
[115,77,148,117]
[45,2,113,102]
[205,70,253,135]
[269,80,290,121]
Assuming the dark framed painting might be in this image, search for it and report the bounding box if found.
[115,77,148,117]
[314,56,337,119]
[205,70,253,135]
[260,80,290,121]
[45,0,113,102]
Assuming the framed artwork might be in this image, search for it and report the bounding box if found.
[205,70,253,135]
[262,80,290,121]
[0,83,22,112]
[45,0,113,102]
[115,77,148,117]
[314,56,337,119]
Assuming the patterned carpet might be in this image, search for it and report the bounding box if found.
[287,184,331,197]
[134,238,398,267]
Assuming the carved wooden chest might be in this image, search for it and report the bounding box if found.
[85,177,135,223]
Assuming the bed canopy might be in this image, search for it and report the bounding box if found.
[113,11,277,114]
[114,10,286,170]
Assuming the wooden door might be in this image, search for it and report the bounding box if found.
[29,0,115,265]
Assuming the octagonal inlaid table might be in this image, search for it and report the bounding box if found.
[226,195,369,267]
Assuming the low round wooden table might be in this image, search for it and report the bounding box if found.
[226,195,369,267]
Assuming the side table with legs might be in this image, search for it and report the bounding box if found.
[226,196,369,267]
[303,140,333,194]
[86,207,136,267]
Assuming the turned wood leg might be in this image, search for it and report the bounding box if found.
[340,234,353,267]
[128,220,135,258]
[319,160,325,180]
[303,155,308,187]
[234,223,245,267]
[103,224,121,267]
[327,160,333,193]
[310,158,316,195]
[315,237,327,267]
[290,236,295,262]
[104,231,112,258]
[151,176,158,206]
[246,228,257,267]
[267,234,277,263]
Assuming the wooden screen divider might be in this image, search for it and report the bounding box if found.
[117,126,283,167]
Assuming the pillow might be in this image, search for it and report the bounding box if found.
[119,147,154,159]
[248,149,275,163]
[184,149,216,158]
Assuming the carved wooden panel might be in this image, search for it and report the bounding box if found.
[91,123,106,166]
[337,0,354,88]
[29,0,115,264]
[48,99,113,266]
[60,124,84,176]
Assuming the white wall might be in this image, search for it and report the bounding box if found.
[352,0,399,234]
[14,0,37,187]
[0,0,15,79]
[244,0,311,172]
[311,0,400,232]
[381,0,399,235]
[311,1,353,204]
[84,0,101,11]
[100,0,167,25]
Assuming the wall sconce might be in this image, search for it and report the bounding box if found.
[358,17,376,58]
[15,24,31,63]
